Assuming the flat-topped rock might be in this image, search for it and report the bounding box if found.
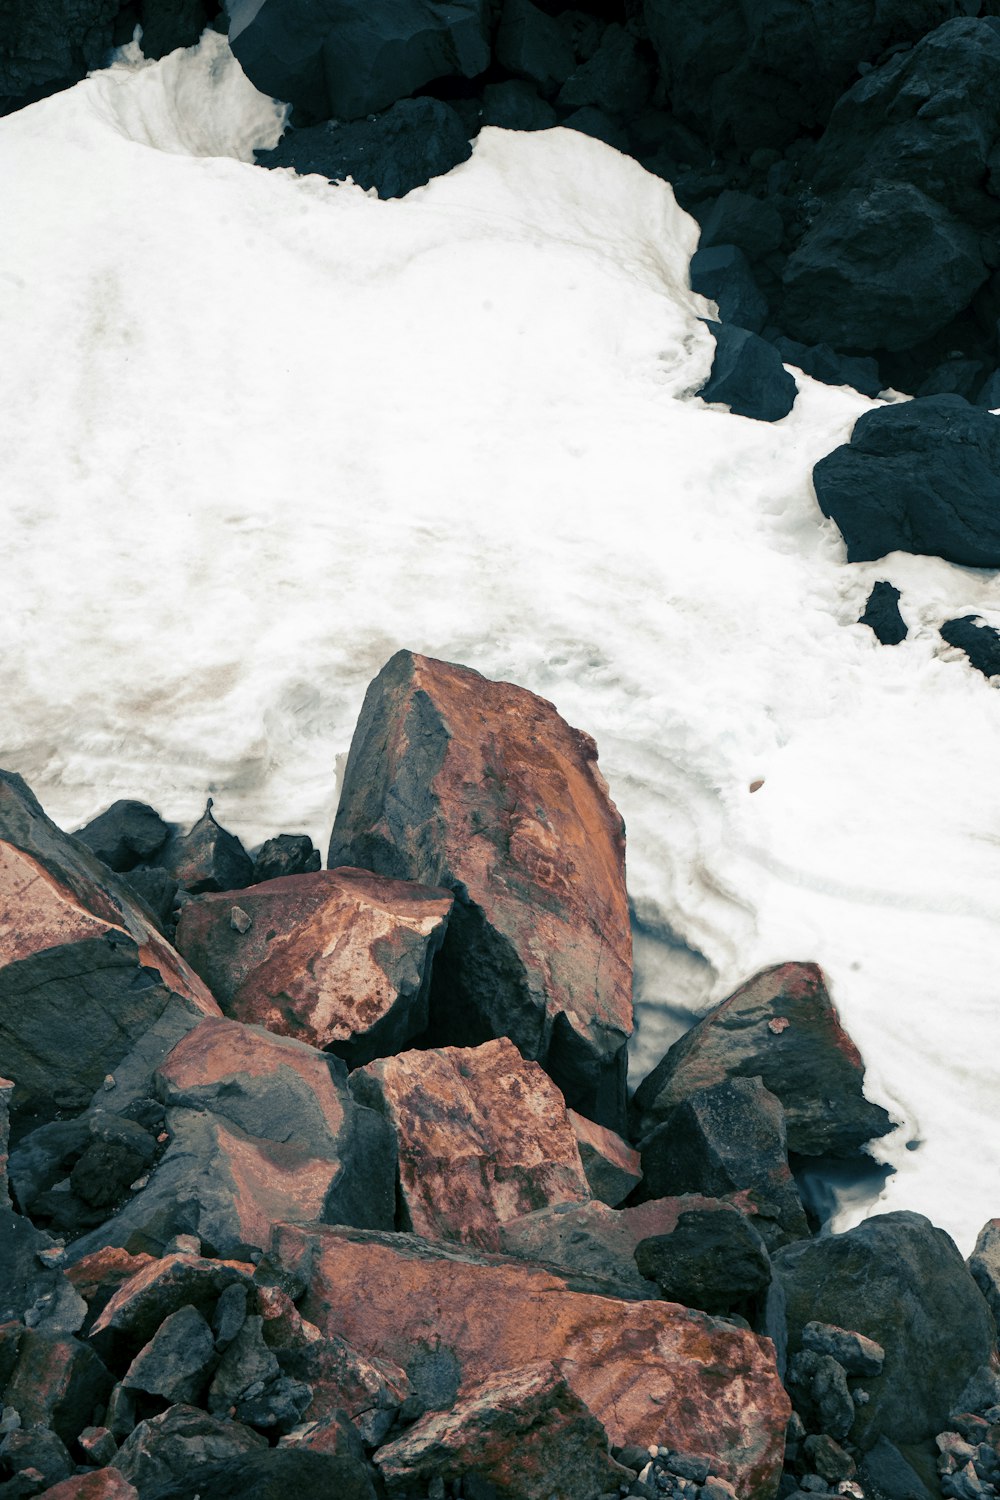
[175,869,452,1066]
[351,1038,590,1251]
[327,650,633,1129]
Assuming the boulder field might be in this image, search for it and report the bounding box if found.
[0,649,998,1500]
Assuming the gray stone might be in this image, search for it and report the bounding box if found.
[123,1304,217,1404]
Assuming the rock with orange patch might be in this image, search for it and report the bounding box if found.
[36,1471,138,1500]
[273,1223,790,1500]
[0,772,219,1127]
[4,1330,113,1446]
[375,1361,633,1499]
[65,1247,157,1325]
[174,869,452,1065]
[567,1109,641,1207]
[280,1334,414,1446]
[326,651,632,1130]
[630,961,893,1155]
[85,1251,256,1362]
[351,1038,589,1251]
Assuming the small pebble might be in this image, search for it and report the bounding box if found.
[129,1173,150,1191]
[230,905,253,934]
[103,1074,116,1091]
[769,1017,790,1034]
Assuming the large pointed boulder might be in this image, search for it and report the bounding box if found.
[327,651,633,1129]
[175,869,452,1066]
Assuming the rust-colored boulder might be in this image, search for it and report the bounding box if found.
[375,1360,632,1498]
[65,1249,157,1325]
[0,772,218,1128]
[174,869,452,1066]
[86,1252,256,1362]
[36,1472,138,1500]
[4,1331,112,1446]
[351,1038,589,1251]
[631,962,892,1155]
[327,651,633,1129]
[280,1334,414,1446]
[273,1223,790,1498]
[567,1109,641,1207]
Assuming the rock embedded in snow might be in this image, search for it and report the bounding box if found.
[698,321,797,422]
[74,801,170,874]
[689,245,768,334]
[174,869,452,1065]
[940,616,1000,679]
[860,582,908,646]
[631,961,892,1157]
[813,396,1000,567]
[350,1038,590,1252]
[327,649,633,1131]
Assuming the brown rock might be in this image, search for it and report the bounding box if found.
[273,1223,790,1498]
[36,1472,138,1500]
[278,1409,365,1462]
[352,1038,590,1251]
[65,1249,157,1326]
[4,1331,112,1446]
[280,1335,414,1446]
[174,870,452,1066]
[631,961,892,1155]
[0,772,218,1128]
[87,1252,256,1361]
[326,651,633,1129]
[375,1360,633,1498]
[567,1109,641,1207]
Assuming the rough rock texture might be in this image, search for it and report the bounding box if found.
[812,397,1000,567]
[773,1212,998,1448]
[255,99,473,201]
[146,1447,377,1500]
[279,1332,414,1446]
[374,1361,632,1498]
[968,1220,1000,1327]
[273,1222,791,1497]
[637,1078,809,1248]
[74,802,170,874]
[351,1038,590,1251]
[0,0,120,105]
[690,245,768,334]
[85,1252,255,1361]
[327,650,633,1129]
[34,1472,139,1500]
[158,803,254,895]
[111,1404,267,1495]
[0,772,218,1128]
[495,0,574,94]
[3,1330,112,1446]
[250,835,320,884]
[175,870,452,1066]
[229,0,491,120]
[698,322,797,422]
[941,615,1000,678]
[633,1208,772,1316]
[630,961,892,1156]
[567,1109,641,1207]
[860,582,908,645]
[121,1304,217,1404]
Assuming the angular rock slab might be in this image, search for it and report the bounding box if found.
[567,1109,641,1207]
[273,1223,790,1499]
[327,650,633,1129]
[773,1211,997,1448]
[631,961,892,1156]
[0,771,218,1126]
[175,870,452,1066]
[111,1404,266,1496]
[352,1038,590,1251]
[86,1251,256,1360]
[375,1361,632,1498]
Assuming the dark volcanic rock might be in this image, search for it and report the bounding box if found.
[495,0,575,95]
[228,0,491,120]
[111,1404,267,1496]
[158,802,253,895]
[255,99,472,200]
[137,0,216,61]
[148,1447,376,1500]
[327,650,633,1130]
[633,1208,771,1316]
[567,1110,640,1207]
[771,338,882,399]
[631,961,892,1157]
[812,396,1000,567]
[0,1427,73,1489]
[74,802,170,873]
[940,615,1000,677]
[773,1211,998,1448]
[250,834,320,884]
[556,23,652,119]
[122,1305,217,1404]
[481,79,557,131]
[860,582,908,645]
[0,0,119,106]
[4,1330,112,1446]
[698,322,797,422]
[690,246,768,333]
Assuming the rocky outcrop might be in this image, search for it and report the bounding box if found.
[175,869,451,1065]
[630,961,892,1157]
[327,649,633,1129]
[350,1038,590,1251]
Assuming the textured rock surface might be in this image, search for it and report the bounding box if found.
[633,1208,772,1316]
[175,870,452,1065]
[158,802,254,894]
[860,582,908,645]
[773,1211,998,1448]
[74,801,170,873]
[327,650,632,1128]
[34,1471,139,1500]
[3,1330,112,1446]
[351,1038,590,1251]
[0,0,119,105]
[698,322,797,422]
[273,1222,791,1497]
[375,1361,632,1498]
[813,397,1000,567]
[111,1404,267,1495]
[631,961,892,1156]
[969,1219,1000,1326]
[567,1109,641,1207]
[147,1447,377,1500]
[941,615,1000,678]
[86,1251,256,1360]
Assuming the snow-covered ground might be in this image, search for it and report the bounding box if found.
[3,31,1000,1253]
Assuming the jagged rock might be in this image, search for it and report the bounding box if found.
[567,1110,640,1207]
[206,1315,278,1415]
[327,651,632,1130]
[698,191,785,264]
[250,835,319,884]
[802,1321,885,1377]
[690,245,768,333]
[110,1404,267,1495]
[77,1427,118,1465]
[786,1349,855,1440]
[633,1208,771,1316]
[0,0,119,106]
[74,803,169,874]
[212,1282,248,1351]
[272,1223,791,1498]
[351,1039,590,1252]
[918,359,986,400]
[3,1332,112,1447]
[278,1335,412,1447]
[157,802,253,895]
[255,99,472,200]
[34,1471,138,1500]
[860,583,908,646]
[122,1305,217,1404]
[143,1447,376,1500]
[84,1252,256,1363]
[136,0,215,61]
[773,1212,998,1447]
[119,868,177,934]
[0,1428,73,1490]
[941,616,1000,678]
[375,1361,632,1498]
[967,1220,1000,1327]
[812,397,1000,567]
[0,772,218,1131]
[561,105,630,152]
[63,1248,156,1329]
[630,961,893,1157]
[771,337,882,399]
[495,0,574,94]
[698,322,797,422]
[229,0,491,120]
[859,1436,938,1500]
[556,23,652,118]
[802,1433,857,1484]
[636,1078,809,1248]
[175,871,452,1065]
[481,80,557,132]
[277,1408,366,1460]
